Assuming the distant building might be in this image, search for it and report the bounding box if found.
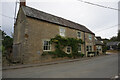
[106,41,120,50]
[95,37,103,54]
[96,36,109,43]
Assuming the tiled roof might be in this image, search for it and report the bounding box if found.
[22,6,94,34]
[95,40,103,45]
[107,41,120,46]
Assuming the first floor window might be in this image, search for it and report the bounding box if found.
[78,45,81,52]
[66,46,71,54]
[60,27,65,37]
[89,34,92,41]
[77,31,81,39]
[43,40,51,51]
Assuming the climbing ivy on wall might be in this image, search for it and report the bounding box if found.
[42,35,84,58]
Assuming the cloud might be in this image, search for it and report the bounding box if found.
[1,0,119,39]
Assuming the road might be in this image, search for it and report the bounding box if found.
[3,53,118,78]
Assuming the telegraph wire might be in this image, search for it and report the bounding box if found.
[78,0,120,11]
[0,13,15,19]
[95,24,119,33]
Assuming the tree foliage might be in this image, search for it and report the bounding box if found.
[0,29,13,57]
[2,36,13,49]
[109,30,120,41]
[117,30,120,41]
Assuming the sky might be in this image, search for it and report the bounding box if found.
[0,0,120,39]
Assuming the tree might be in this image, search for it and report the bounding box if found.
[0,28,13,59]
[109,30,120,41]
[2,36,13,50]
[109,36,117,41]
[117,30,120,41]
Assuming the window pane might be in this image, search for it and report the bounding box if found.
[48,46,50,50]
[44,41,48,45]
[89,34,92,40]
[44,46,47,50]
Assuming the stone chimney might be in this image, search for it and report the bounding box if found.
[20,0,26,7]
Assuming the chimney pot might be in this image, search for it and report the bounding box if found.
[20,0,26,7]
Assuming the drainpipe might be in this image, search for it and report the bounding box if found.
[84,32,86,57]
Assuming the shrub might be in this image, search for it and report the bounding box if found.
[80,53,85,57]
[50,35,84,58]
[42,35,84,58]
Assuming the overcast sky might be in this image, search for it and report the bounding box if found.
[1,0,120,39]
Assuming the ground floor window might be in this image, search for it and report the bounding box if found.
[78,45,81,52]
[90,46,92,51]
[43,40,51,51]
[86,45,92,52]
[97,46,101,52]
[66,46,71,54]
[87,46,89,51]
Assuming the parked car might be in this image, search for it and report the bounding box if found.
[87,52,95,57]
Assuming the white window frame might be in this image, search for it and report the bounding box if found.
[89,34,92,40]
[66,46,71,54]
[59,27,65,37]
[78,45,81,52]
[43,40,51,51]
[77,31,81,39]
[86,45,92,52]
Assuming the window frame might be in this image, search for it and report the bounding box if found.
[77,31,81,39]
[66,46,71,54]
[86,45,92,52]
[43,40,51,51]
[89,34,92,41]
[59,27,65,37]
[86,46,89,51]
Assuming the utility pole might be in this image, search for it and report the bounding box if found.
[14,0,18,24]
[118,1,120,41]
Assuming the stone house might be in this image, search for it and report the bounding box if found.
[13,2,95,63]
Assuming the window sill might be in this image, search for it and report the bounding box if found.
[43,50,51,52]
